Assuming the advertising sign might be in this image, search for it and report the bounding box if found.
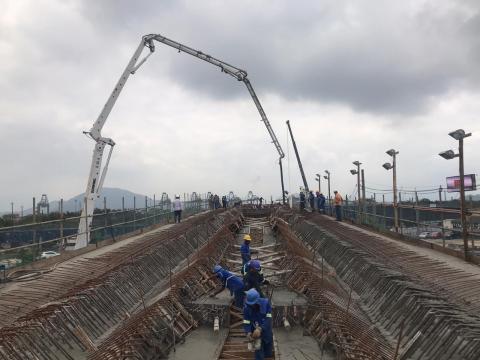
[446,174,476,192]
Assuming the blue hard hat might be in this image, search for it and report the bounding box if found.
[213,265,222,273]
[250,260,261,271]
[245,288,260,305]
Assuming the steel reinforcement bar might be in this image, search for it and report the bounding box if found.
[272,215,395,359]
[272,208,480,360]
[0,209,243,360]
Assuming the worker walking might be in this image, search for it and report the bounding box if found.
[240,234,252,266]
[213,194,220,209]
[172,195,183,223]
[317,192,326,213]
[212,265,245,308]
[308,191,315,210]
[299,191,306,211]
[243,259,268,298]
[334,190,343,221]
[243,289,273,360]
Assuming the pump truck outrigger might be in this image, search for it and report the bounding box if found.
[69,34,286,250]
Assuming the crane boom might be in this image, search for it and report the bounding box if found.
[71,34,286,250]
[286,120,309,193]
[147,34,285,159]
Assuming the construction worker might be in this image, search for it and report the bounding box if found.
[172,194,183,223]
[308,191,315,210]
[317,192,326,213]
[334,190,343,221]
[243,288,273,360]
[212,265,245,308]
[299,191,306,211]
[243,260,269,298]
[240,234,252,265]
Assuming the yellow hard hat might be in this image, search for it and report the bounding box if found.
[243,234,252,241]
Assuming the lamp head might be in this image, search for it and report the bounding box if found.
[352,160,361,166]
[323,175,328,179]
[382,162,393,170]
[386,149,398,157]
[350,169,358,175]
[324,170,330,175]
[448,129,471,140]
[438,150,457,160]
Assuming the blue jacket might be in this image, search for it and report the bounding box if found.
[240,242,251,263]
[216,269,244,295]
[243,298,273,341]
[317,195,326,208]
[243,266,265,290]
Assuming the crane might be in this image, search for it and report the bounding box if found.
[286,120,309,194]
[70,34,286,250]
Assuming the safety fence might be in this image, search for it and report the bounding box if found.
[318,199,480,256]
[0,197,209,271]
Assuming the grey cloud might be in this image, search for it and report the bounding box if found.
[2,0,480,211]
[75,0,480,115]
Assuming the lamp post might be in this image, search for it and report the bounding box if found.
[383,149,399,233]
[439,129,472,261]
[324,170,331,215]
[315,173,321,193]
[351,161,362,223]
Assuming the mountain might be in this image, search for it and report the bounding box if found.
[23,188,162,214]
[52,188,159,212]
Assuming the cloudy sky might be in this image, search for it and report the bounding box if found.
[1,0,480,211]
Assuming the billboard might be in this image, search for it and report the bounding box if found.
[446,174,477,192]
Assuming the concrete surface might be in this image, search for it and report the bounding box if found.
[166,326,227,360]
[275,327,332,359]
[271,287,308,307]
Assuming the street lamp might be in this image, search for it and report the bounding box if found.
[351,161,362,222]
[384,149,399,233]
[439,150,456,160]
[315,173,321,193]
[324,170,331,215]
[439,128,472,261]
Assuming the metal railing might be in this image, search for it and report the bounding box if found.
[317,199,480,257]
[0,198,209,271]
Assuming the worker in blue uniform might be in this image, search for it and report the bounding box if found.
[212,265,245,308]
[240,234,253,266]
[243,260,269,298]
[243,288,273,360]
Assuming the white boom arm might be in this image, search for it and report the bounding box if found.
[71,34,284,249]
[72,39,154,249]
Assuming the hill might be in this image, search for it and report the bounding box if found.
[25,188,160,214]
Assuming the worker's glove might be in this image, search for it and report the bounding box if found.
[263,279,270,285]
[252,327,262,339]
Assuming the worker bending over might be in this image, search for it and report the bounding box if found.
[243,260,269,298]
[240,234,253,265]
[243,289,273,360]
[212,265,245,308]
